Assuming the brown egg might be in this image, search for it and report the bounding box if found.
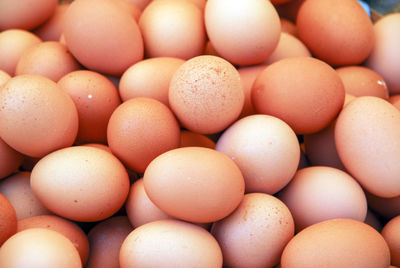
[114,0,142,22]
[0,228,82,268]
[0,29,41,76]
[216,114,300,194]
[86,216,133,268]
[297,0,374,66]
[143,147,245,223]
[139,0,206,59]
[34,3,70,41]
[366,192,400,220]
[212,193,294,268]
[389,94,400,110]
[0,194,17,245]
[126,178,172,228]
[205,0,281,66]
[0,75,78,157]
[119,57,185,106]
[16,41,81,82]
[336,66,389,99]
[125,0,151,10]
[0,172,51,220]
[278,167,367,231]
[382,216,400,267]
[203,40,220,57]
[252,57,345,134]
[58,70,121,144]
[18,215,89,266]
[365,13,400,94]
[0,70,11,87]
[31,146,130,222]
[364,210,383,232]
[0,0,58,30]
[180,130,215,149]
[107,97,180,173]
[120,220,223,268]
[0,138,23,179]
[63,0,143,75]
[335,96,400,198]
[280,17,297,37]
[169,55,244,134]
[281,219,390,268]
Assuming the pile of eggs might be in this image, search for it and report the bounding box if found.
[0,0,400,267]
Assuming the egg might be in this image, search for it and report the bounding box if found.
[0,138,23,179]
[180,130,216,149]
[34,3,70,41]
[0,74,79,157]
[143,147,245,223]
[0,70,11,87]
[389,94,400,110]
[280,18,297,37]
[381,215,400,267]
[0,193,17,245]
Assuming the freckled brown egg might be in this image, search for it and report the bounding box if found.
[0,193,17,246]
[0,0,58,30]
[58,70,121,144]
[31,146,130,222]
[0,172,51,220]
[335,96,400,198]
[18,215,89,266]
[113,0,142,22]
[180,130,215,149]
[119,57,185,107]
[169,55,244,134]
[205,0,281,66]
[381,215,400,267]
[297,0,374,66]
[252,57,345,134]
[63,0,143,75]
[16,41,81,82]
[0,29,41,76]
[281,219,390,268]
[216,114,300,194]
[107,97,180,173]
[0,74,78,158]
[143,147,245,223]
[86,216,133,268]
[34,3,70,41]
[0,138,23,179]
[139,0,206,59]
[120,220,223,268]
[211,193,294,268]
[0,228,82,268]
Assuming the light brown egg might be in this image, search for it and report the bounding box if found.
[205,0,281,66]
[389,94,400,110]
[169,55,244,134]
[281,219,390,268]
[86,216,133,268]
[34,3,70,41]
[0,29,41,76]
[0,74,78,157]
[0,228,82,268]
[297,0,374,66]
[335,96,400,198]
[0,172,51,220]
[382,216,400,267]
[139,0,206,59]
[125,0,152,10]
[211,193,294,268]
[280,17,297,37]
[0,70,11,87]
[63,0,143,75]
[278,166,367,231]
[31,146,130,222]
[120,220,223,268]
[58,70,121,144]
[114,0,142,22]
[16,41,81,82]
[18,215,89,266]
[216,114,300,194]
[107,97,180,173]
[0,138,23,179]
[119,57,185,107]
[252,57,345,134]
[0,193,17,246]
[180,130,215,149]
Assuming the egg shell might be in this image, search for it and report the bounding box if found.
[107,97,180,173]
[0,193,17,245]
[251,57,345,134]
[280,18,297,37]
[86,216,133,268]
[58,70,121,144]
[18,215,89,266]
[0,172,51,220]
[63,0,143,75]
[34,3,70,41]
[381,216,400,266]
[0,74,79,158]
[180,130,215,149]
[169,55,244,134]
[205,0,281,66]
[0,138,23,179]
[335,96,400,198]
[211,193,294,268]
[119,219,223,268]
[389,94,400,110]
[278,166,367,231]
[216,114,300,194]
[31,146,130,222]
[0,70,11,87]
[126,0,151,10]
[296,0,374,66]
[113,0,142,22]
[143,147,245,223]
[0,228,82,268]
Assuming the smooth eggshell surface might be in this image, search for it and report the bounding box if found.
[381,215,400,267]
[0,193,17,246]
[0,138,23,179]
